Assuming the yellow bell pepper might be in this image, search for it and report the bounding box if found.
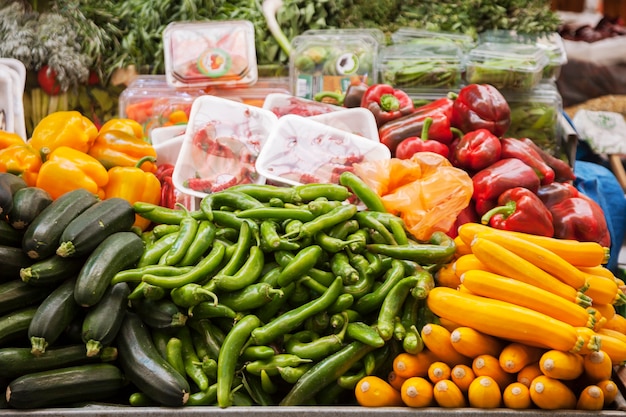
[104,156,161,231]
[0,143,42,186]
[99,118,145,140]
[0,131,26,150]
[88,129,158,172]
[28,111,98,156]
[36,146,108,200]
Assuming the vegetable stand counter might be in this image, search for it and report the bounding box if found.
[1,405,626,417]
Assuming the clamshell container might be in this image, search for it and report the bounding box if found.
[163,20,258,88]
[289,29,381,100]
[464,42,549,90]
[392,27,476,52]
[378,40,464,90]
[172,95,277,199]
[263,93,344,117]
[255,114,390,187]
[309,107,380,141]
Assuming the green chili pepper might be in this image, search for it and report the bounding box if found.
[260,220,300,252]
[377,275,423,341]
[165,337,186,377]
[305,310,330,333]
[141,242,225,289]
[298,276,328,295]
[187,319,223,361]
[189,302,241,321]
[127,281,166,301]
[277,245,323,287]
[210,245,265,292]
[200,190,264,221]
[328,219,360,240]
[294,183,351,202]
[212,220,252,278]
[219,282,284,311]
[150,328,171,360]
[411,271,436,300]
[136,232,178,268]
[227,183,301,204]
[242,345,276,361]
[129,392,157,407]
[201,357,218,381]
[246,353,312,376]
[237,207,316,223]
[327,293,354,315]
[242,372,275,405]
[251,277,343,346]
[112,264,195,285]
[215,226,239,243]
[186,383,218,406]
[403,324,425,354]
[307,198,342,217]
[366,231,456,264]
[339,171,387,213]
[170,283,218,309]
[346,321,386,348]
[217,314,261,408]
[314,230,361,253]
[296,204,358,240]
[337,366,366,390]
[279,341,376,405]
[352,259,406,315]
[152,223,181,239]
[260,369,278,396]
[277,363,315,384]
[330,251,360,285]
[401,296,423,331]
[355,211,397,245]
[393,316,407,341]
[178,326,210,391]
[133,202,205,225]
[257,282,296,324]
[284,317,348,361]
[178,220,217,266]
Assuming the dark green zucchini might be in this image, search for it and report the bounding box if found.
[22,187,98,260]
[117,312,190,406]
[0,245,34,282]
[56,198,135,258]
[74,231,144,307]
[6,363,126,409]
[0,219,23,247]
[130,298,187,330]
[0,280,50,315]
[19,254,85,286]
[82,282,130,357]
[7,186,53,230]
[0,173,27,216]
[0,344,111,379]
[28,277,81,356]
[0,306,37,347]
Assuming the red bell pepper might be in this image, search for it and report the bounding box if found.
[451,84,511,137]
[446,202,479,238]
[379,110,453,155]
[472,158,541,215]
[536,182,579,208]
[360,84,414,127]
[548,195,611,248]
[452,128,502,172]
[520,138,576,182]
[500,137,555,185]
[395,117,450,159]
[481,187,554,237]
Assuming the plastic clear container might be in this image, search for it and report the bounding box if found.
[173,95,278,198]
[289,30,381,100]
[309,107,379,141]
[255,114,390,187]
[163,20,258,88]
[464,42,549,90]
[262,93,344,117]
[378,41,464,90]
[206,77,291,108]
[503,80,563,156]
[391,27,476,52]
[478,30,568,80]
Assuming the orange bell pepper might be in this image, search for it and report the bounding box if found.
[36,146,108,200]
[104,156,161,231]
[99,118,145,140]
[28,111,98,156]
[0,143,42,186]
[88,129,157,172]
[0,131,26,150]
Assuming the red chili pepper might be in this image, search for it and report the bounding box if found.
[360,84,414,128]
[481,187,554,237]
[451,84,511,137]
[395,117,450,159]
[500,137,555,185]
[472,158,541,216]
[452,128,502,172]
[548,195,611,248]
[520,137,576,182]
[536,182,579,208]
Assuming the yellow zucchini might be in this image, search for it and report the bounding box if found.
[472,354,515,390]
[433,379,466,408]
[538,350,584,380]
[449,326,505,358]
[516,362,542,387]
[450,364,475,393]
[499,342,546,374]
[529,375,577,410]
[453,235,472,256]
[576,384,604,411]
[595,329,626,364]
[461,269,596,329]
[387,370,407,392]
[457,223,609,267]
[604,313,626,334]
[354,375,403,407]
[502,382,532,409]
[578,265,617,280]
[426,361,450,384]
[583,350,613,382]
[399,376,433,408]
[583,272,626,306]
[575,327,602,354]
[468,375,501,409]
[392,350,437,379]
[592,303,616,323]
[434,261,461,289]
[597,379,618,406]
[477,231,588,290]
[426,287,584,353]
[420,323,472,367]
[452,253,488,278]
[470,237,592,308]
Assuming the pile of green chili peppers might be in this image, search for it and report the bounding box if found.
[113,174,457,407]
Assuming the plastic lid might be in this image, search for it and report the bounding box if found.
[163,20,258,88]
[466,42,549,73]
[262,93,344,117]
[478,30,567,66]
[392,28,476,52]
